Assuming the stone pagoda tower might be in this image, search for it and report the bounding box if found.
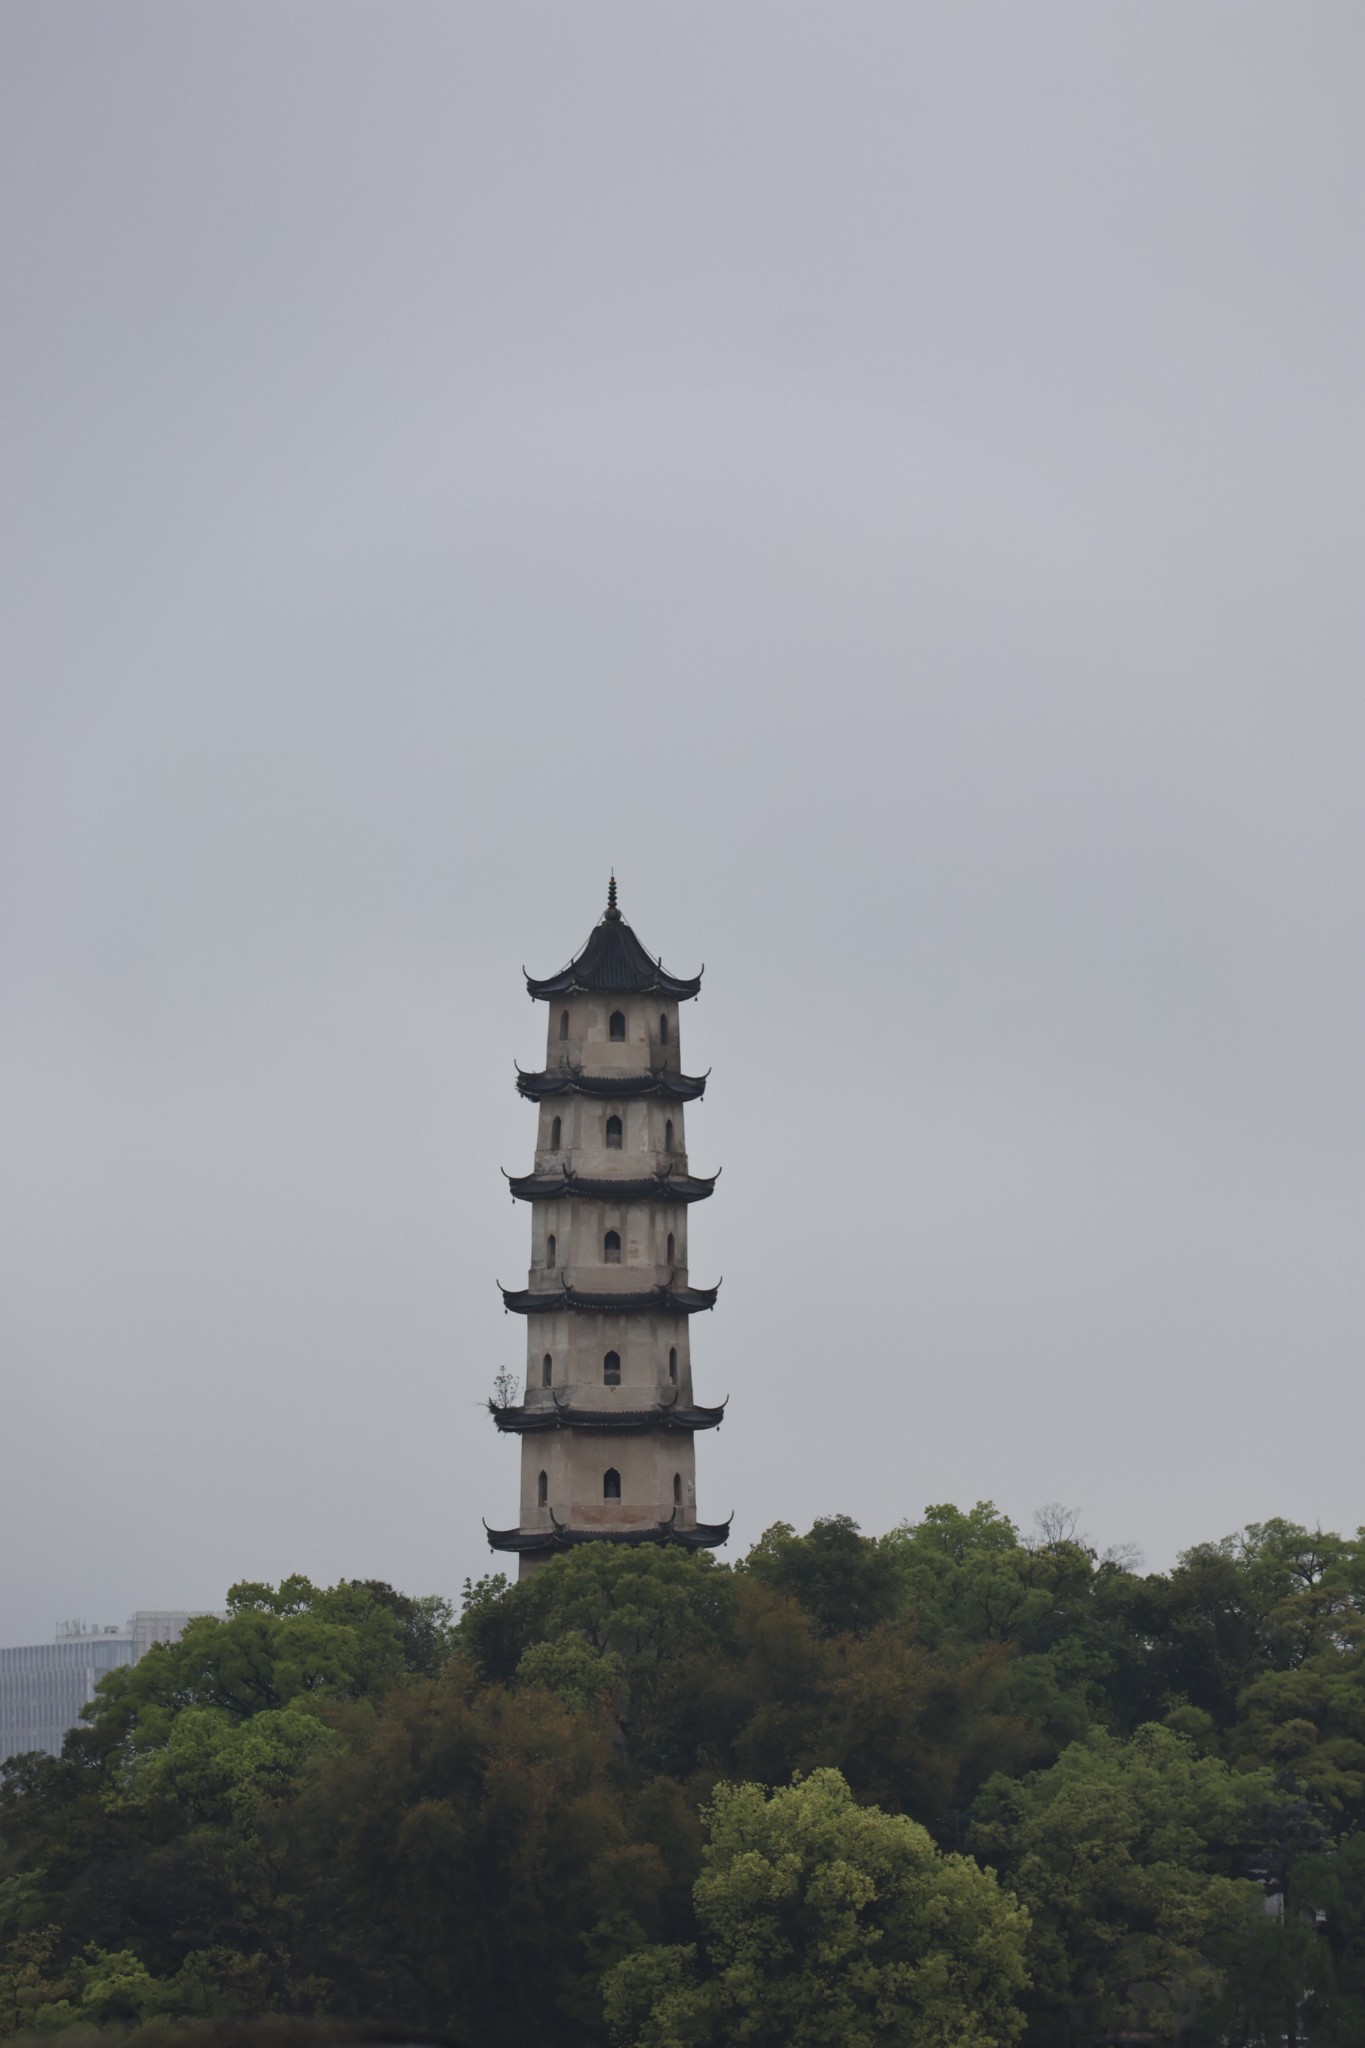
[485,880,730,1573]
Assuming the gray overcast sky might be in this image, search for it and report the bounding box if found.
[2,4,1362,1644]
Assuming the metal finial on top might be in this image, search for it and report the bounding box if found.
[606,872,620,919]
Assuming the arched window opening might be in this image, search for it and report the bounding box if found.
[609,1010,626,1041]
[668,1346,678,1384]
[542,1353,553,1387]
[559,1010,570,1041]
[537,1470,548,1507]
[604,1229,621,1264]
[666,1231,675,1265]
[660,1013,669,1045]
[605,1114,623,1150]
[673,1472,682,1506]
[603,1349,621,1385]
[603,1467,621,1500]
[550,1115,561,1150]
[664,1119,675,1153]
[546,1233,557,1269]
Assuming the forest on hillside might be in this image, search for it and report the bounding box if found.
[2,1506,1364,2047]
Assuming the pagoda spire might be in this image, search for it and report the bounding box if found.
[523,887,702,1001]
[486,889,729,1572]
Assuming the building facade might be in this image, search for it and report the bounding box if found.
[486,882,730,1575]
[0,1612,213,1763]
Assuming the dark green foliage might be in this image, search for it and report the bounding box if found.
[741,1513,904,1635]
[3,1515,1365,2045]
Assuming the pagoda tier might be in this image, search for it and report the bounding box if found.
[525,889,702,1002]
[490,1392,727,1433]
[504,1166,718,1204]
[516,1067,708,1102]
[500,1279,720,1316]
[485,1509,733,1555]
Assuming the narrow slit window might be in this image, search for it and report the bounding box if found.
[550,1115,561,1150]
[609,1010,626,1041]
[660,1014,669,1045]
[559,1010,570,1041]
[604,1229,621,1264]
[538,1470,548,1506]
[603,1467,621,1500]
[673,1472,682,1506]
[668,1346,678,1384]
[542,1353,553,1387]
[604,1349,621,1385]
[605,1114,623,1149]
[546,1233,556,1269]
[665,1119,675,1153]
[666,1231,675,1265]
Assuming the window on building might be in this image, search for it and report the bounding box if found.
[542,1353,553,1387]
[666,1231,675,1264]
[559,1010,570,1041]
[604,1349,621,1385]
[673,1472,682,1506]
[604,1229,621,1263]
[665,1119,675,1152]
[609,1010,626,1040]
[606,1114,623,1149]
[538,1470,548,1506]
[603,1467,621,1500]
[546,1233,556,1269]
[550,1114,561,1150]
[668,1345,678,1384]
[660,1014,669,1044]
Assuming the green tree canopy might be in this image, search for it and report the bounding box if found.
[5,1519,1365,2045]
[741,1515,905,1637]
[460,1545,737,1776]
[972,1724,1273,2042]
[603,1767,1029,2048]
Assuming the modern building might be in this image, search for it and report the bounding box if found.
[0,1612,214,1764]
[486,879,731,1575]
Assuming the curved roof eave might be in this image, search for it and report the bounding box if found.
[515,1067,709,1102]
[499,1279,721,1317]
[485,1512,732,1554]
[488,1398,727,1434]
[503,1167,719,1204]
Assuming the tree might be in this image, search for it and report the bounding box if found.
[278,1670,671,2046]
[742,1516,905,1636]
[602,1767,1029,2048]
[83,1575,454,1753]
[459,1544,737,1776]
[0,1577,453,1979]
[877,1504,1144,1765]
[972,1724,1272,2043]
[809,1621,1029,1830]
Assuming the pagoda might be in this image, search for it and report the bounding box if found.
[485,880,731,1573]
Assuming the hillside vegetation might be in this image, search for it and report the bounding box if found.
[3,1506,1364,2045]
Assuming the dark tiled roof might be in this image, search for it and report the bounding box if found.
[505,1166,718,1204]
[525,888,702,1002]
[484,1509,732,1554]
[489,1393,727,1434]
[516,1067,708,1102]
[500,1279,720,1316]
